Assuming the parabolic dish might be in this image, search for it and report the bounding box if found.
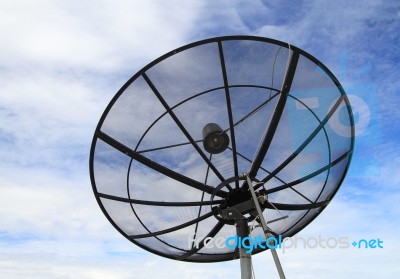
[89,36,354,262]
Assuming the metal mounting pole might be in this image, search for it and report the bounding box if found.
[236,218,252,279]
[246,175,286,279]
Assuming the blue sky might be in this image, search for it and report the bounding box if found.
[0,0,399,278]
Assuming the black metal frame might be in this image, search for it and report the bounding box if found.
[89,35,355,263]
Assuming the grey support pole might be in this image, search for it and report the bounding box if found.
[246,175,286,279]
[236,218,252,279]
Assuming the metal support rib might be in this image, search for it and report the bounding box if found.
[142,72,226,183]
[263,151,351,195]
[218,41,239,188]
[258,95,345,187]
[191,153,212,250]
[246,175,286,279]
[248,52,299,178]
[97,131,228,198]
[97,192,224,206]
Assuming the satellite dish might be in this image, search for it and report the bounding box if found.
[89,36,354,278]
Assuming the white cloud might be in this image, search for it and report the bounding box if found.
[0,0,204,71]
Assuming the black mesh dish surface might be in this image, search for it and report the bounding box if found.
[89,36,354,262]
